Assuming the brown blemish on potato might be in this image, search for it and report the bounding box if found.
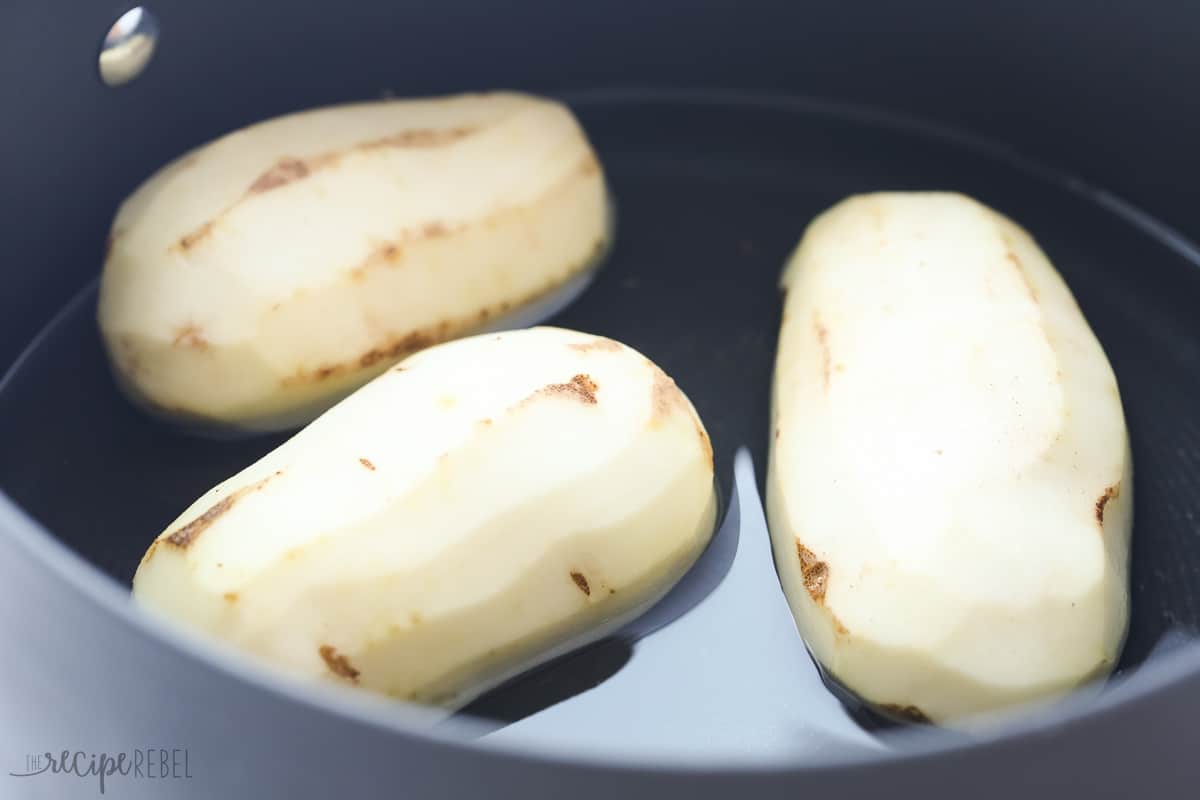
[104,232,116,261]
[360,126,475,150]
[410,611,423,625]
[177,128,476,254]
[1002,238,1039,302]
[659,370,711,468]
[248,157,311,194]
[350,240,407,282]
[245,128,472,197]
[796,542,829,603]
[697,426,714,470]
[541,374,599,404]
[570,571,591,596]
[164,474,276,549]
[176,220,215,252]
[223,592,238,603]
[282,270,591,386]
[813,313,832,390]
[1096,483,1120,524]
[172,323,209,350]
[577,155,601,176]
[650,368,687,423]
[318,645,361,682]
[422,221,450,238]
[355,331,438,371]
[359,457,376,471]
[480,417,493,426]
[568,336,622,353]
[880,704,931,724]
[165,496,235,549]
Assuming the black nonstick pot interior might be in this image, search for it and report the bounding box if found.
[3,83,1200,756]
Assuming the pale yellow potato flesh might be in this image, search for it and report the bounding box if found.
[133,327,716,709]
[99,92,609,433]
[768,193,1131,726]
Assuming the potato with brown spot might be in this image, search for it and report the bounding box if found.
[1095,483,1120,524]
[795,543,829,603]
[172,324,209,350]
[650,369,685,421]
[248,157,311,194]
[319,645,361,682]
[131,327,716,712]
[768,193,1132,726]
[165,495,236,549]
[99,92,611,434]
[540,374,598,404]
[570,571,591,596]
[175,221,214,252]
[164,475,276,549]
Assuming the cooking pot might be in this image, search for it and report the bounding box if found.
[3,1,1199,797]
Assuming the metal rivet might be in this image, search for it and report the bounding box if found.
[99,7,159,87]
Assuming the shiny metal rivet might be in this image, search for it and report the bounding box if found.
[99,7,159,87]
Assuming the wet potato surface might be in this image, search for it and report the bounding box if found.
[131,327,716,709]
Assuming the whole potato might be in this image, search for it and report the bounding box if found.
[768,193,1131,725]
[99,92,609,433]
[133,327,716,709]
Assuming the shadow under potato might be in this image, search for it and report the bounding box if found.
[455,637,636,728]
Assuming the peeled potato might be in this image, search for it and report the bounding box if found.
[767,193,1131,725]
[99,92,609,433]
[133,327,715,709]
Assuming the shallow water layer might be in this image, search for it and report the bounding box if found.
[3,91,1200,755]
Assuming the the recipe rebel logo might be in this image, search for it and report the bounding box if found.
[8,748,192,795]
